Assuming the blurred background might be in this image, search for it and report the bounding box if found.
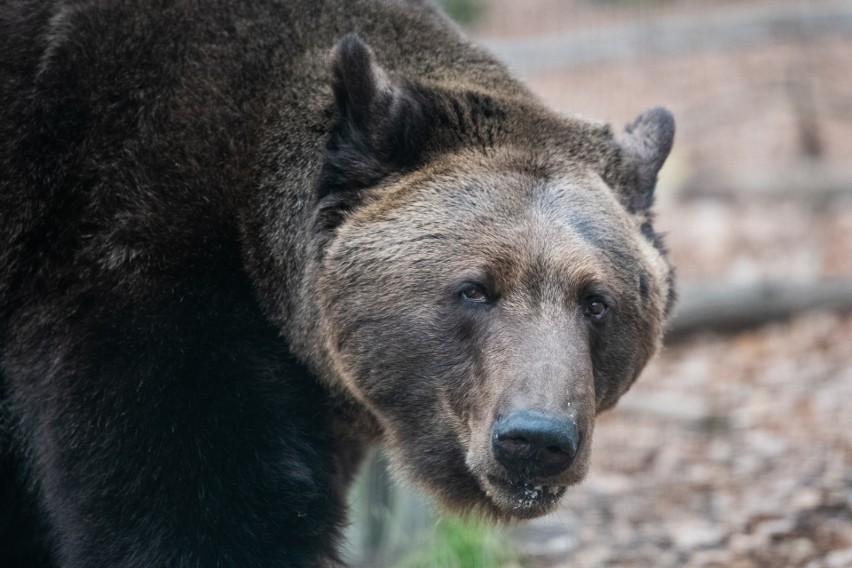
[344,1,852,566]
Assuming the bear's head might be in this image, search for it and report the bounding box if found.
[313,35,675,520]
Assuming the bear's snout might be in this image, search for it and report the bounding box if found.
[491,409,581,478]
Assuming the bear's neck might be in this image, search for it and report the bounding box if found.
[328,393,384,493]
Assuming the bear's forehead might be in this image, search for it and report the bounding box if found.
[397,169,635,258]
[348,168,644,296]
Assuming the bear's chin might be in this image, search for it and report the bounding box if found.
[428,475,566,522]
[401,459,570,522]
[481,477,568,520]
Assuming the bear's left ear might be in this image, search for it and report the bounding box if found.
[614,107,675,213]
[316,34,433,229]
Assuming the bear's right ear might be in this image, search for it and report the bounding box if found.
[316,34,433,230]
[613,107,675,214]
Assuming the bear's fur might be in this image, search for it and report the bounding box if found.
[0,0,675,566]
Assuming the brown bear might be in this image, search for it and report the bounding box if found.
[0,0,674,566]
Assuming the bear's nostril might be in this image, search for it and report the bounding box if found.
[502,436,528,448]
[492,410,580,477]
[495,436,532,460]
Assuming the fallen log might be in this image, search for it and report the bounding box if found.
[666,279,852,342]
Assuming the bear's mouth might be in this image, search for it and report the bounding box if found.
[483,476,567,518]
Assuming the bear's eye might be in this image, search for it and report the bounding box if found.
[460,283,490,304]
[584,296,609,319]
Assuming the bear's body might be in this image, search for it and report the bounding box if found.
[0,1,675,566]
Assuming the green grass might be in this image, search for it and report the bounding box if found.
[438,0,486,26]
[397,516,517,568]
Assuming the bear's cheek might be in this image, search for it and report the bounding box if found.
[329,304,469,415]
[590,312,661,411]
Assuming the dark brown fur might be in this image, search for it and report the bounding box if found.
[0,0,674,565]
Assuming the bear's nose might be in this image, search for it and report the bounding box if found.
[492,410,580,478]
